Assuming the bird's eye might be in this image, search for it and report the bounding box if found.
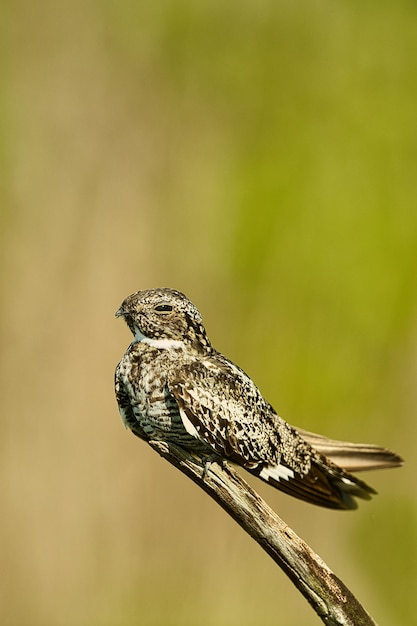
[154,304,173,313]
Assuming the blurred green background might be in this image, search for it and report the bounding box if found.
[1,1,416,625]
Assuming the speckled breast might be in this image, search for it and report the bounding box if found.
[118,343,208,450]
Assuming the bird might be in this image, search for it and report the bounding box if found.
[115,288,403,510]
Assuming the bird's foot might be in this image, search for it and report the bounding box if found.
[202,454,225,480]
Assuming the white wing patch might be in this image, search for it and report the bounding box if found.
[260,464,295,483]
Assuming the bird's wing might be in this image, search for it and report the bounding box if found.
[168,354,376,510]
[168,353,297,469]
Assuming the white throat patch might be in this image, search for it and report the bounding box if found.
[134,328,183,349]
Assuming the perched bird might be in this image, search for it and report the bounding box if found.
[115,288,403,510]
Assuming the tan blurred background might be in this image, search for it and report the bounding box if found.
[1,1,417,625]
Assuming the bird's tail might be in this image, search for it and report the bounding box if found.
[251,429,403,510]
[296,427,404,472]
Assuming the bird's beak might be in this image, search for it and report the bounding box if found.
[115,306,125,318]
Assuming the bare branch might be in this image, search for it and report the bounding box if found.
[148,439,377,626]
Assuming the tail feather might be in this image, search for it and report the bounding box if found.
[250,429,403,510]
[297,428,404,472]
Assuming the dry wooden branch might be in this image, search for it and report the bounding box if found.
[148,439,377,626]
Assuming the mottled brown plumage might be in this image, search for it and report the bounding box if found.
[115,288,403,509]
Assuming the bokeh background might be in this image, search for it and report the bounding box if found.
[2,1,417,625]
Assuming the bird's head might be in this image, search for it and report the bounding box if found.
[116,288,212,352]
